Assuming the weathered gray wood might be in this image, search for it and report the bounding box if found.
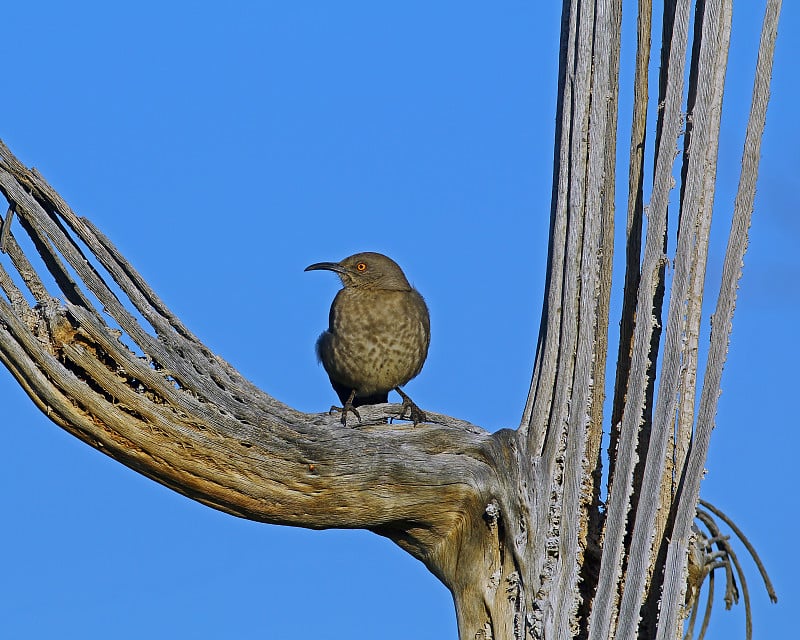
[520,0,577,451]
[587,1,694,637]
[656,2,782,638]
[616,2,727,637]
[611,0,651,440]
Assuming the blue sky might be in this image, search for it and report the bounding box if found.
[1,3,796,639]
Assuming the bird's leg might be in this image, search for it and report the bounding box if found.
[394,388,427,425]
[329,388,361,426]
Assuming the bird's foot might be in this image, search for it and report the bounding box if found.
[394,388,427,426]
[329,404,361,426]
[329,389,361,426]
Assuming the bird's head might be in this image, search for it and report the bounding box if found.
[304,252,412,291]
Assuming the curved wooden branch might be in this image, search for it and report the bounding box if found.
[0,137,557,640]
[0,140,504,575]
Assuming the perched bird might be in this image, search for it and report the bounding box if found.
[305,252,430,425]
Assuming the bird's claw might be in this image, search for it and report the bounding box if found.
[398,401,426,426]
[329,392,361,426]
[394,388,427,426]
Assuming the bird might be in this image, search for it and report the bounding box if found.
[305,251,430,426]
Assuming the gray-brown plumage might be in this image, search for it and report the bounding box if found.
[305,252,430,425]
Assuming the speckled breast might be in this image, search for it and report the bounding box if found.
[317,287,430,397]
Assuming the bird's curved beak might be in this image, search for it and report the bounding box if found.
[304,261,347,274]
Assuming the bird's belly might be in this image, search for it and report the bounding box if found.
[320,322,426,396]
[316,286,430,398]
[321,335,421,396]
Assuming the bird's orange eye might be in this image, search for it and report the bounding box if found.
[356,262,367,271]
